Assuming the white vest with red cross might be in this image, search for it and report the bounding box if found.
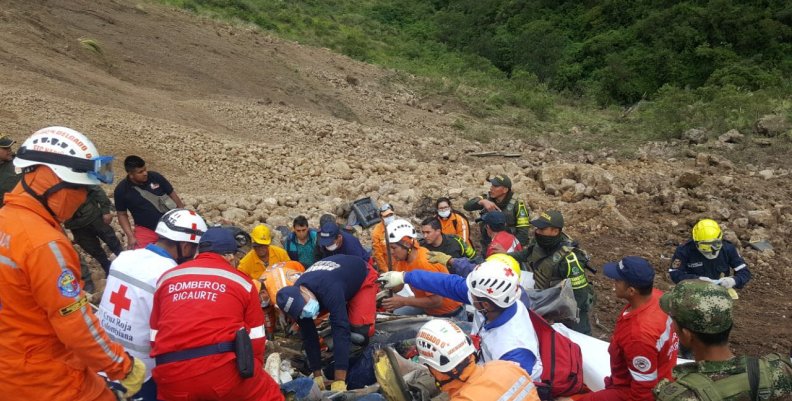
[98,247,176,380]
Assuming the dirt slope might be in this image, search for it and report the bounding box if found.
[0,0,789,355]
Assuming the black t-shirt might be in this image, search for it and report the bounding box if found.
[113,171,174,230]
[421,234,466,259]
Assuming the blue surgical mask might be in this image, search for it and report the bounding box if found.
[300,299,320,319]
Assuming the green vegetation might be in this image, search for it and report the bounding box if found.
[158,0,792,147]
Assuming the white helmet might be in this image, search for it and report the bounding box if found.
[466,260,520,308]
[386,218,417,242]
[155,208,208,244]
[416,319,475,372]
[14,126,113,185]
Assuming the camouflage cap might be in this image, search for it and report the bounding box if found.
[659,280,733,334]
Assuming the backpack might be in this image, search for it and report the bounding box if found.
[527,309,585,400]
[654,354,788,401]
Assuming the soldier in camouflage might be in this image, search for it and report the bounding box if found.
[653,280,792,400]
[463,174,531,248]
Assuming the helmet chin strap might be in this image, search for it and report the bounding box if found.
[20,174,78,220]
[435,355,474,386]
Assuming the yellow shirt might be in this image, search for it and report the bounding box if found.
[238,245,290,282]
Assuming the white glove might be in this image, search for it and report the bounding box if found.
[377,271,405,289]
[718,277,736,289]
[698,277,718,284]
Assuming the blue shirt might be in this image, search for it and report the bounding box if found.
[285,229,318,268]
[113,171,174,230]
[405,269,538,374]
[293,254,369,371]
[670,240,751,288]
[317,231,370,261]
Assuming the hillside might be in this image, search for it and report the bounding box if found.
[0,0,790,355]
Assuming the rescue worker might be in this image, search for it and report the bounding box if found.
[380,219,465,319]
[416,319,540,401]
[463,174,530,248]
[507,210,595,334]
[98,208,207,401]
[114,155,185,250]
[669,219,751,293]
[284,215,318,268]
[481,211,521,257]
[0,134,20,205]
[574,256,678,401]
[276,254,379,392]
[435,197,473,247]
[150,227,283,401]
[419,217,477,265]
[316,221,370,261]
[0,126,145,401]
[653,281,792,400]
[65,185,123,275]
[238,224,291,282]
[371,203,397,272]
[379,259,542,379]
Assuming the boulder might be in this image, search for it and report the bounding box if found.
[758,169,773,180]
[675,172,703,189]
[577,165,613,195]
[719,129,744,144]
[747,210,774,227]
[682,128,708,144]
[754,114,790,137]
[221,207,249,223]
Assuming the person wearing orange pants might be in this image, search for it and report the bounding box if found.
[0,127,145,401]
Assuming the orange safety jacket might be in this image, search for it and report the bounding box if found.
[371,221,394,272]
[440,360,540,401]
[0,191,132,401]
[439,211,473,248]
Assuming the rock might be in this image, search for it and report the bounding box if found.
[544,183,559,196]
[734,217,748,228]
[577,165,613,195]
[675,172,703,189]
[758,169,773,180]
[262,197,278,208]
[719,176,734,186]
[559,178,576,190]
[754,114,790,137]
[747,210,774,227]
[329,160,351,175]
[682,128,708,144]
[719,129,744,143]
[221,207,248,223]
[722,229,740,245]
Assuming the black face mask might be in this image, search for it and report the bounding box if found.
[535,232,563,251]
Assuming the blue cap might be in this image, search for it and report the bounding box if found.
[276,286,306,320]
[603,256,655,288]
[198,227,239,254]
[318,222,340,247]
[482,211,506,230]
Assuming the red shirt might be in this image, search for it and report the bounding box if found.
[608,289,679,401]
[486,231,522,257]
[150,252,266,382]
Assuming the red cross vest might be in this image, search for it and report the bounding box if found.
[98,246,176,380]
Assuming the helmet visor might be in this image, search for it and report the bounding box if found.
[88,156,114,184]
[696,239,723,255]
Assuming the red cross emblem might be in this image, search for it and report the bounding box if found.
[110,285,132,317]
[190,222,198,241]
[487,288,494,294]
[504,268,514,277]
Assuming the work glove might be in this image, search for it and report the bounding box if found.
[717,277,736,289]
[120,355,146,398]
[377,271,405,289]
[698,277,718,284]
[427,251,452,266]
[313,374,326,390]
[330,380,348,392]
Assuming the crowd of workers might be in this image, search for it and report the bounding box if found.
[0,126,790,401]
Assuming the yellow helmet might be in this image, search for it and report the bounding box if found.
[692,219,723,259]
[250,224,272,245]
[485,253,521,278]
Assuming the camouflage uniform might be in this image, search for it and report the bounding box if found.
[653,280,792,400]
